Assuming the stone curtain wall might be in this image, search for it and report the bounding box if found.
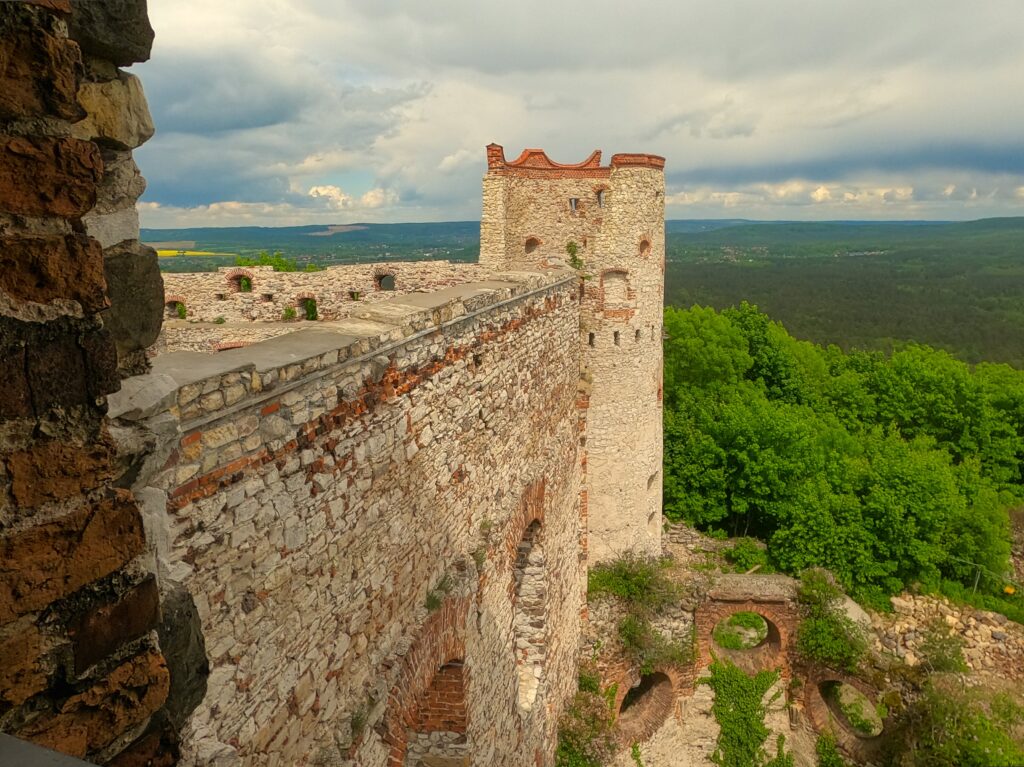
[480,146,665,562]
[112,273,585,765]
[1,1,176,764]
[160,262,493,326]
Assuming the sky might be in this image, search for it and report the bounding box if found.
[134,1,1024,228]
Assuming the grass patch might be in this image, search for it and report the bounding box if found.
[588,553,678,613]
[555,663,619,767]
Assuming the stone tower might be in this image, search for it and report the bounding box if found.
[480,144,665,562]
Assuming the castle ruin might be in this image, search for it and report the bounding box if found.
[0,3,669,763]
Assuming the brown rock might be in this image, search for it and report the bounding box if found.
[16,648,170,758]
[25,332,90,412]
[107,722,178,767]
[71,74,154,151]
[0,617,53,708]
[0,234,108,312]
[0,337,32,421]
[0,6,84,122]
[70,576,159,675]
[0,490,144,622]
[5,436,115,508]
[0,135,101,218]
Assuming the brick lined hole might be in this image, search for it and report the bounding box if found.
[513,520,547,712]
[525,237,540,255]
[819,681,884,738]
[617,672,674,744]
[376,273,396,291]
[712,612,772,650]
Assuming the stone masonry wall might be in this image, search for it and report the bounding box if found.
[110,271,585,765]
[1,1,176,764]
[160,262,492,325]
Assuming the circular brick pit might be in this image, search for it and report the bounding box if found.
[819,681,884,738]
[710,611,783,675]
[616,672,674,744]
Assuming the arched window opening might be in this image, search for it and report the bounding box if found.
[639,239,651,258]
[226,271,254,293]
[165,300,186,319]
[820,681,884,738]
[635,328,642,342]
[513,520,547,712]
[404,660,470,765]
[376,273,396,291]
[300,297,318,321]
[597,190,605,208]
[617,672,674,744]
[613,331,620,346]
[525,237,541,255]
[569,198,579,213]
[588,332,596,347]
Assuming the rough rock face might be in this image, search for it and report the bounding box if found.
[0,1,173,764]
[102,241,164,376]
[67,0,155,67]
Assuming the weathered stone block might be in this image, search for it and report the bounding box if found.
[15,648,169,758]
[0,338,32,421]
[5,436,114,508]
[0,234,107,313]
[68,0,155,67]
[102,240,164,372]
[83,207,140,249]
[0,5,84,122]
[71,73,154,151]
[94,150,146,214]
[0,135,101,218]
[0,491,144,622]
[0,617,53,708]
[69,576,159,674]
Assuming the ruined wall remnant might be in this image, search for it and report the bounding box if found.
[1,0,177,763]
[480,145,666,563]
[109,272,586,765]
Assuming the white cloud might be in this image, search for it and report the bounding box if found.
[135,0,1024,223]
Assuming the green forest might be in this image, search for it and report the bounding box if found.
[662,303,1023,618]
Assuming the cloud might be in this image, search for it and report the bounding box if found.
[134,0,1024,225]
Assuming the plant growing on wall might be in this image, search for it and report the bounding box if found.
[566,240,585,271]
[239,276,252,292]
[302,298,318,321]
[176,302,187,319]
[214,316,226,324]
[282,306,297,321]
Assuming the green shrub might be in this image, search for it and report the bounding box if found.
[566,241,584,271]
[588,553,678,613]
[918,620,968,673]
[175,301,187,319]
[795,570,866,673]
[814,734,848,767]
[282,306,297,321]
[888,678,1024,767]
[236,252,322,272]
[302,297,318,321]
[213,316,226,324]
[938,579,1024,626]
[725,538,772,572]
[239,276,252,292]
[556,669,618,767]
[617,615,692,675]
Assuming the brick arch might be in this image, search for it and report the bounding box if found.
[694,598,798,679]
[214,341,250,352]
[610,665,688,745]
[379,595,471,765]
[164,294,186,305]
[293,291,316,305]
[638,235,652,257]
[224,268,254,292]
[802,666,890,763]
[503,479,546,567]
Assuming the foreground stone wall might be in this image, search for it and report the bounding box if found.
[1,1,175,763]
[112,271,585,765]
